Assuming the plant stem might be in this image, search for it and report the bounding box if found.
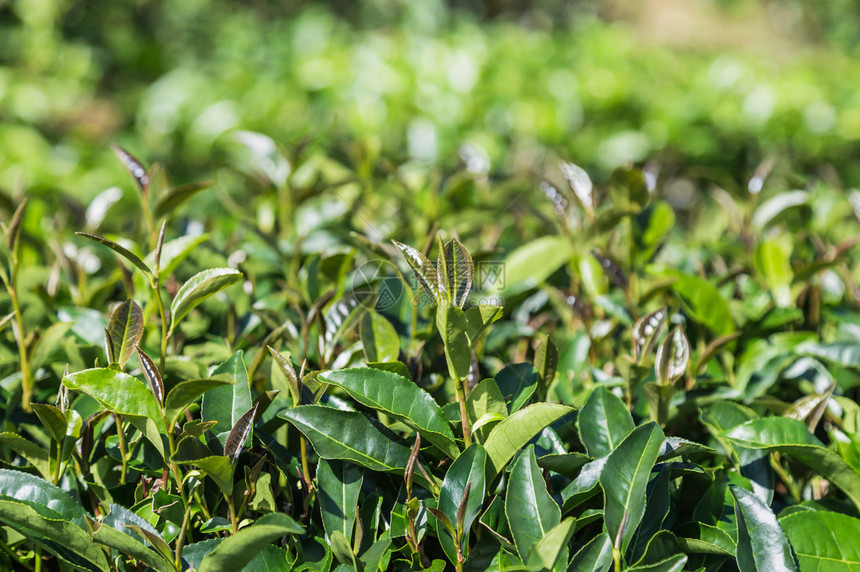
[152,279,169,373]
[114,414,129,485]
[456,376,472,448]
[227,493,238,534]
[52,440,62,485]
[0,537,34,572]
[7,272,32,412]
[174,502,192,570]
[299,437,313,492]
[33,546,41,572]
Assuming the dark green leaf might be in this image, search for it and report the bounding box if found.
[319,368,458,459]
[165,377,234,428]
[93,520,175,572]
[202,351,253,448]
[731,484,798,571]
[601,422,665,555]
[0,468,89,528]
[172,438,235,497]
[568,531,612,572]
[318,459,363,543]
[505,445,560,559]
[106,300,144,368]
[268,347,301,407]
[525,516,574,571]
[437,444,486,563]
[495,363,539,414]
[198,513,304,572]
[0,433,50,479]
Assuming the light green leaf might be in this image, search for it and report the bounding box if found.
[172,438,235,497]
[0,434,51,479]
[492,236,573,297]
[436,305,471,381]
[169,267,243,333]
[600,422,665,555]
[505,445,560,559]
[577,386,634,458]
[202,350,253,449]
[755,238,793,308]
[93,520,175,572]
[198,513,304,572]
[165,377,234,428]
[319,368,458,459]
[525,517,575,571]
[731,485,798,571]
[30,322,73,372]
[318,459,363,542]
[668,272,735,336]
[62,368,166,433]
[627,554,688,572]
[360,311,400,363]
[144,234,208,280]
[780,510,860,571]
[484,403,574,479]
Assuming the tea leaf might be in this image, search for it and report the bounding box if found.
[577,386,635,458]
[93,521,175,572]
[267,346,301,406]
[506,445,560,560]
[436,443,486,562]
[172,438,234,496]
[0,434,51,479]
[136,346,164,404]
[76,232,153,280]
[436,237,473,308]
[5,198,27,255]
[223,403,259,463]
[632,307,667,364]
[492,236,573,297]
[317,459,363,543]
[62,368,166,433]
[654,325,690,386]
[495,363,539,414]
[111,143,150,193]
[360,311,400,363]
[144,233,208,280]
[170,267,243,333]
[731,485,798,571]
[568,531,613,572]
[202,351,253,449]
[0,468,89,528]
[154,179,215,218]
[559,161,594,216]
[0,499,109,571]
[319,368,459,459]
[392,240,439,303]
[436,304,472,381]
[198,513,304,572]
[164,377,234,428]
[601,422,665,555]
[524,517,575,571]
[106,300,144,368]
[31,403,67,443]
[780,510,860,570]
[484,403,574,479]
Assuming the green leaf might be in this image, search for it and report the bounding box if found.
[780,510,860,571]
[492,236,573,297]
[755,238,794,308]
[154,179,215,218]
[466,378,508,424]
[106,300,144,367]
[62,368,166,433]
[436,304,472,381]
[568,531,613,572]
[164,377,234,428]
[0,433,50,479]
[319,368,458,459]
[436,237,473,307]
[600,422,665,555]
[318,459,363,542]
[627,554,687,572]
[360,311,400,363]
[0,499,108,571]
[280,406,430,485]
[722,417,860,512]
[268,347,301,406]
[392,240,439,303]
[495,363,539,414]
[31,403,67,443]
[654,325,689,386]
[731,485,798,571]
[525,517,574,571]
[93,520,175,572]
[752,190,809,230]
[506,445,560,559]
[172,438,235,497]
[534,335,558,392]
[464,304,503,346]
[0,468,89,527]
[437,443,486,563]
[484,403,574,479]
[202,350,253,449]
[76,232,153,280]
[668,272,735,336]
[577,386,635,458]
[331,529,361,569]
[143,233,208,280]
[29,321,73,372]
[198,513,304,572]
[169,267,243,333]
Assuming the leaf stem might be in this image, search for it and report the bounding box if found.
[456,376,472,448]
[174,501,192,570]
[114,414,129,485]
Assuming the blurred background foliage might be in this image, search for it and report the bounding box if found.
[1,0,859,207]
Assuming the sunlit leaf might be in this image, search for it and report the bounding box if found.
[169,267,243,333]
[106,300,144,368]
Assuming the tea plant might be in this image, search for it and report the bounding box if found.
[0,142,860,572]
